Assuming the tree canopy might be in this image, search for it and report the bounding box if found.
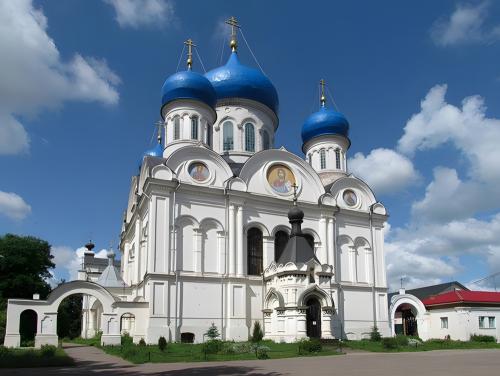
[0,233,55,301]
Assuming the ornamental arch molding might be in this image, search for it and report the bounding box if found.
[297,285,333,307]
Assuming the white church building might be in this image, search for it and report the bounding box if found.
[4,19,390,347]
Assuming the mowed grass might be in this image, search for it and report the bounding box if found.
[101,340,342,364]
[344,339,500,353]
[0,347,74,368]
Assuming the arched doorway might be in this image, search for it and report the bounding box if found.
[19,309,37,347]
[306,297,321,338]
[394,303,418,336]
[57,294,83,339]
[120,313,136,335]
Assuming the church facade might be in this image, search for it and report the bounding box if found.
[4,20,390,347]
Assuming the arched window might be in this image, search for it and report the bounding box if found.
[262,130,270,150]
[191,116,198,140]
[274,230,289,262]
[247,228,263,275]
[206,125,212,147]
[223,121,233,151]
[320,149,326,169]
[304,234,315,250]
[245,123,255,152]
[308,154,312,165]
[120,313,135,335]
[335,149,341,169]
[174,117,180,140]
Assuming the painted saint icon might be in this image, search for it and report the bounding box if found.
[343,189,358,206]
[189,162,209,182]
[267,164,296,194]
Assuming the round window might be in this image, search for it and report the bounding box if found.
[188,162,210,182]
[343,190,358,207]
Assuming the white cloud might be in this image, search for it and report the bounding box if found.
[0,190,31,220]
[105,0,174,29]
[349,148,420,196]
[0,0,120,155]
[52,245,108,282]
[0,113,29,155]
[431,2,499,46]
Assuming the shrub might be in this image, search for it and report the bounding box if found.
[298,338,322,354]
[202,339,223,355]
[122,347,138,358]
[369,326,382,342]
[255,345,270,359]
[40,344,57,357]
[121,333,133,347]
[158,336,167,351]
[205,323,220,340]
[251,321,264,343]
[470,334,496,342]
[381,337,399,349]
[0,346,11,358]
[138,338,146,346]
[395,335,409,346]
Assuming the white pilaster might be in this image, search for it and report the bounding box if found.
[327,217,334,268]
[229,204,236,275]
[236,205,244,276]
[319,217,327,264]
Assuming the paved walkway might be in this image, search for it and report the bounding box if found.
[3,344,500,376]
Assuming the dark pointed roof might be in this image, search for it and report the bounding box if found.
[277,203,319,265]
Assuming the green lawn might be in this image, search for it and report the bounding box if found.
[344,338,500,352]
[0,346,74,368]
[101,340,342,364]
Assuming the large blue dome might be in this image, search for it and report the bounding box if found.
[205,52,279,114]
[161,70,217,110]
[301,107,350,144]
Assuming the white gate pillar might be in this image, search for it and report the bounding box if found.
[100,313,121,346]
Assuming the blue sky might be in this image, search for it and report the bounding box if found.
[1,0,500,290]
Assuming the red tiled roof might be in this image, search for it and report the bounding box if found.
[422,290,500,306]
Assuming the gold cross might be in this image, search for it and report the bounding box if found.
[225,16,240,51]
[320,79,326,107]
[184,38,196,69]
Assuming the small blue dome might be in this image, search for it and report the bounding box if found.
[161,70,217,110]
[205,52,279,114]
[139,143,163,168]
[301,106,350,144]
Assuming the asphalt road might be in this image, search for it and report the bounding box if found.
[3,343,500,376]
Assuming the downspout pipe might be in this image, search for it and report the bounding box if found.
[369,204,377,329]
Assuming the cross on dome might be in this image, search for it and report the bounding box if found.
[225,16,240,52]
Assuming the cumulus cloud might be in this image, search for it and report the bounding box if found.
[0,0,120,155]
[430,2,499,46]
[0,190,31,220]
[373,84,500,289]
[104,0,174,29]
[349,148,420,196]
[52,245,108,282]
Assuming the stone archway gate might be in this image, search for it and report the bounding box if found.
[4,281,121,348]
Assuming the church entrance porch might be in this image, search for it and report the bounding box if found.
[306,297,321,338]
[394,303,418,336]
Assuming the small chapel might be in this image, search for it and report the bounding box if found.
[4,17,390,347]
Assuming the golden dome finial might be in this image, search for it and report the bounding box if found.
[184,38,196,70]
[320,79,326,107]
[225,16,240,52]
[156,120,163,144]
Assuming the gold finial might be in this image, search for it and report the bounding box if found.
[292,183,298,206]
[184,38,196,69]
[320,79,326,107]
[225,16,240,52]
[155,120,163,144]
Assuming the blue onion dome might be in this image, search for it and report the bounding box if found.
[139,142,163,168]
[301,106,350,144]
[161,69,217,112]
[205,52,279,115]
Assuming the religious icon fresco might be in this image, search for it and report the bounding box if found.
[267,164,296,194]
[343,189,358,206]
[189,162,210,182]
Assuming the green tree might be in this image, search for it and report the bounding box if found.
[0,234,54,300]
[251,321,263,343]
[0,234,55,343]
[57,293,83,339]
[205,323,220,340]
